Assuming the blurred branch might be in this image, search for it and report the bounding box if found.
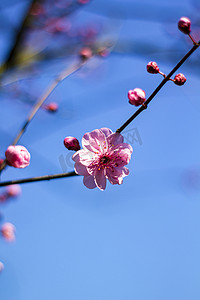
[0,0,38,72]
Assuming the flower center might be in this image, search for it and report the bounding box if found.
[100,156,110,164]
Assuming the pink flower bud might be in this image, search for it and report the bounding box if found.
[6,185,21,198]
[64,136,80,151]
[79,47,92,60]
[147,61,159,74]
[178,17,191,35]
[1,222,15,242]
[173,73,187,86]
[0,262,4,273]
[128,88,146,106]
[44,102,58,112]
[5,145,30,169]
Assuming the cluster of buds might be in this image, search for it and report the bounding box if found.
[127,17,194,108]
[146,61,187,86]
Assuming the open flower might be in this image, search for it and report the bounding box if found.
[72,128,133,190]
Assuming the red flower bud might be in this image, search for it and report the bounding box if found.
[79,47,92,60]
[173,73,187,86]
[147,61,159,74]
[64,137,80,151]
[44,102,58,112]
[128,88,146,106]
[178,17,191,35]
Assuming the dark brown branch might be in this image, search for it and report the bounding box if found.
[116,40,200,134]
[0,171,77,186]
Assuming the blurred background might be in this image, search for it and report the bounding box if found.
[0,0,200,299]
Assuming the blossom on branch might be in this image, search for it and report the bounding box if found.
[72,128,133,190]
[5,145,30,169]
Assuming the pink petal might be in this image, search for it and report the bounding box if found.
[100,128,113,137]
[83,175,96,189]
[72,149,95,166]
[109,144,133,167]
[106,167,129,185]
[82,129,108,154]
[74,162,89,176]
[107,132,124,147]
[94,168,106,190]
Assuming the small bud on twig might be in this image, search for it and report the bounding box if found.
[173,73,187,86]
[64,137,81,151]
[128,88,146,106]
[178,17,191,35]
[147,61,159,74]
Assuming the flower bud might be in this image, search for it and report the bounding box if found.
[147,61,159,74]
[173,73,187,86]
[1,222,15,242]
[44,102,58,112]
[128,88,146,106]
[64,136,80,151]
[79,47,92,60]
[0,262,4,273]
[6,185,21,198]
[5,145,30,169]
[178,17,191,35]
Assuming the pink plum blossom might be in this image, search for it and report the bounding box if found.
[1,222,16,242]
[72,128,133,190]
[5,145,30,168]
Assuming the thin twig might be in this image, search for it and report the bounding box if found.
[12,60,84,145]
[0,171,78,187]
[116,40,200,133]
[0,41,199,187]
[0,59,85,173]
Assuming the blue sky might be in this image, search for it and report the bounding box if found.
[0,0,200,299]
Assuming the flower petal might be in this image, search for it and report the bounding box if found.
[109,143,133,167]
[107,132,124,147]
[72,149,95,166]
[83,175,96,189]
[94,168,106,191]
[100,128,113,137]
[74,162,89,176]
[106,166,129,185]
[82,129,108,154]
